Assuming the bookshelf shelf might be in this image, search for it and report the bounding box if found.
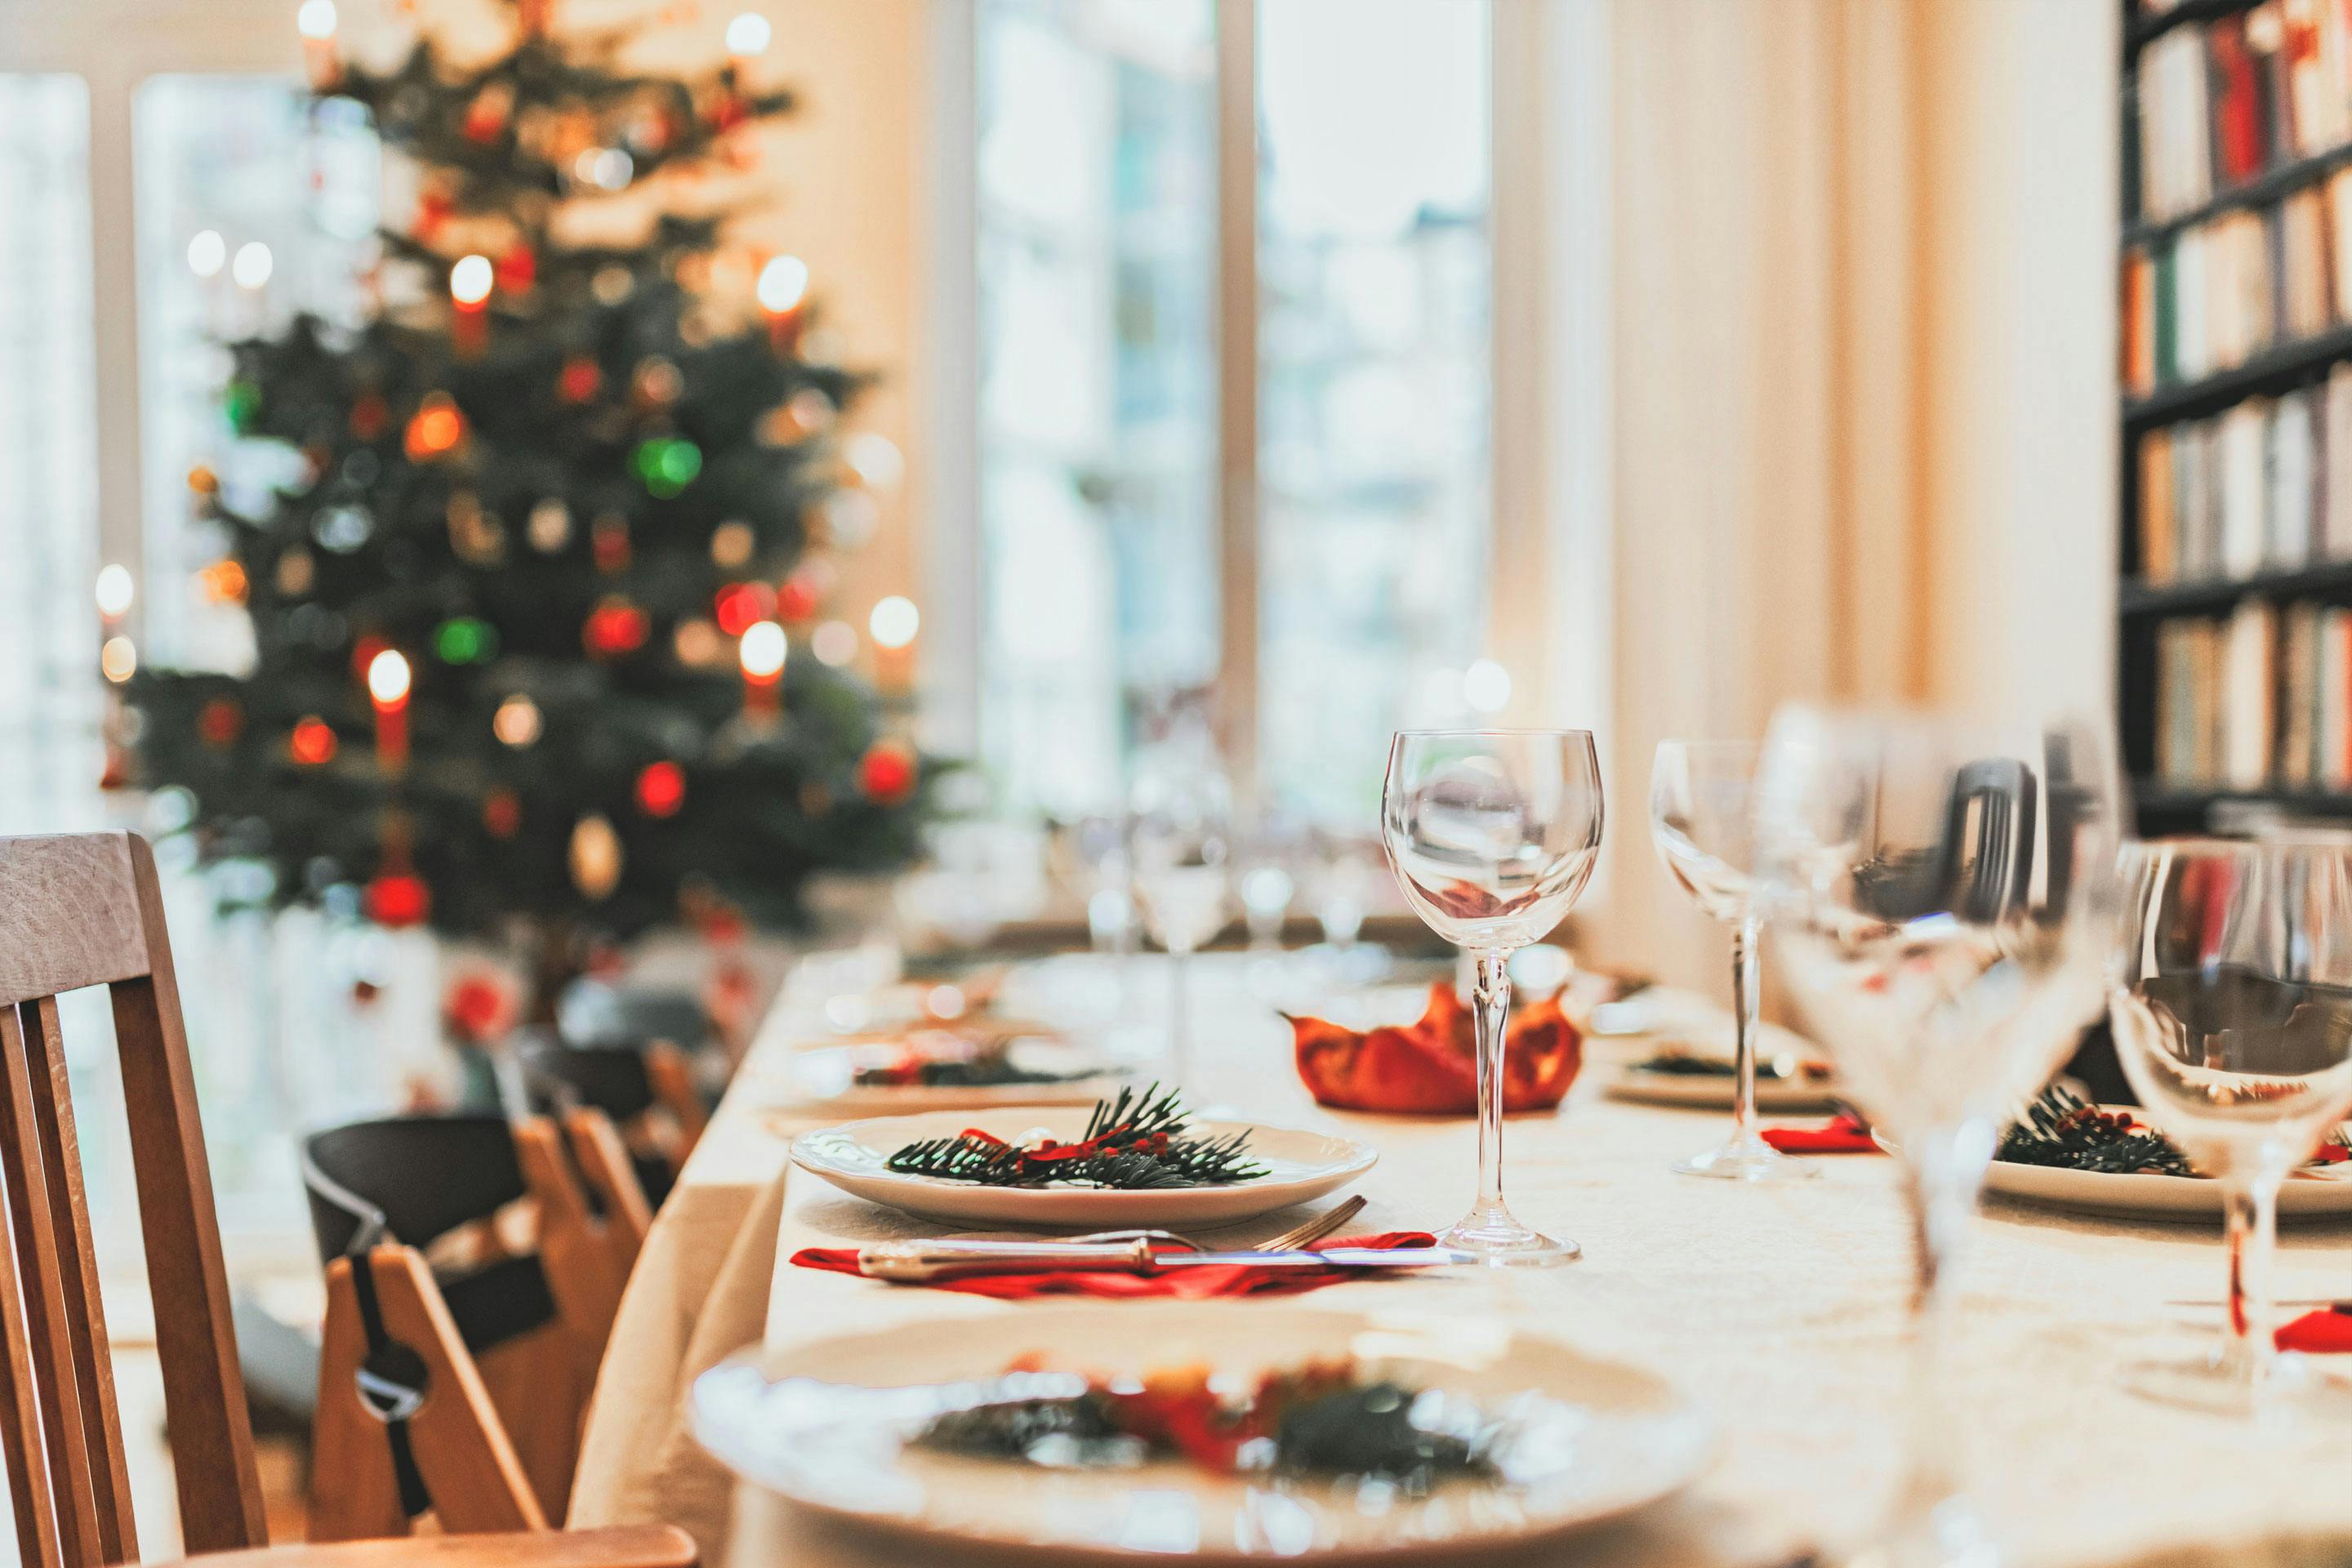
[2123,140,2352,250]
[2133,782,2352,818]
[2123,323,2352,429]
[2125,0,2263,59]
[2120,559,2352,616]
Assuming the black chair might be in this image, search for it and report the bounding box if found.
[515,1031,693,1206]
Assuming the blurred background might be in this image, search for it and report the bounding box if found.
[0,0,2113,1258]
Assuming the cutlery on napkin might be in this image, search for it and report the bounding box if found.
[791,1229,1447,1299]
[854,1236,1468,1281]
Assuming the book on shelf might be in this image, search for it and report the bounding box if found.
[2136,0,2352,227]
[2131,372,2352,581]
[2154,596,2352,789]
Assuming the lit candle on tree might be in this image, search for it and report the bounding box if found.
[368,648,412,770]
[868,594,919,696]
[296,0,341,89]
[450,252,492,356]
[756,254,807,354]
[738,618,786,718]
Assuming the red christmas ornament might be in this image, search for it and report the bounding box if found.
[483,788,523,838]
[197,697,244,748]
[462,89,510,143]
[583,598,651,657]
[405,394,466,461]
[289,716,338,765]
[713,581,773,637]
[858,741,917,804]
[496,244,537,292]
[557,355,603,403]
[635,760,687,817]
[349,393,390,441]
[363,872,431,928]
[776,574,821,623]
[442,971,514,1045]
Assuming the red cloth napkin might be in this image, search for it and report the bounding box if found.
[1762,1112,1881,1155]
[791,1231,1438,1300]
[2277,1307,2352,1353]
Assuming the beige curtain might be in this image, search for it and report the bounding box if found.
[1562,0,2119,987]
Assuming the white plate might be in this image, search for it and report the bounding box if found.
[778,1036,1132,1113]
[691,1302,1716,1562]
[1984,1158,2352,1221]
[1603,1067,1842,1114]
[790,1107,1377,1227]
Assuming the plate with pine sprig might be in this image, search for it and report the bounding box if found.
[1983,1087,2352,1222]
[789,1085,1378,1227]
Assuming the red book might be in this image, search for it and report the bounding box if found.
[2211,16,2268,185]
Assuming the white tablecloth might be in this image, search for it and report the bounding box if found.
[572,958,2352,1568]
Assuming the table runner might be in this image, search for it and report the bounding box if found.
[572,957,2352,1568]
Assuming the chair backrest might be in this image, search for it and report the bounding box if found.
[302,1114,532,1266]
[0,831,266,1563]
[514,1032,655,1123]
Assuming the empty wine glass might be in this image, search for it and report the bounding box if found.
[1752,705,2122,1567]
[1380,729,1604,1266]
[1130,766,1232,1085]
[1649,739,1814,1183]
[2109,836,2352,1417]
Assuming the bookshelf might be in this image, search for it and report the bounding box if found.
[2118,0,2352,833]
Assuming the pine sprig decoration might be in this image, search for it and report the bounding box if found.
[883,1084,1269,1190]
[1997,1085,2194,1176]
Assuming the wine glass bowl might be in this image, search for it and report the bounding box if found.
[1648,740,1812,1183]
[1380,730,1604,1266]
[2109,837,2352,1415]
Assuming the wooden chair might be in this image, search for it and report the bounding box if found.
[303,1111,650,1534]
[514,1036,702,1208]
[0,831,693,1568]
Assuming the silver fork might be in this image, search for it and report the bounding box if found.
[1010,1193,1371,1255]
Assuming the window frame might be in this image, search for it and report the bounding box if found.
[922,0,1607,818]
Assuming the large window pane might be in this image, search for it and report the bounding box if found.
[134,75,379,670]
[1256,0,1492,827]
[0,75,103,835]
[975,0,1218,818]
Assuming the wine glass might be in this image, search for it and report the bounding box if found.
[1751,705,2122,1566]
[2109,836,2352,1416]
[1648,740,1814,1183]
[1380,729,1604,1266]
[1130,768,1232,1085]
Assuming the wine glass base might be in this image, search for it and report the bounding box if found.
[1436,1215,1581,1267]
[1673,1135,1819,1183]
[2121,1349,2352,1419]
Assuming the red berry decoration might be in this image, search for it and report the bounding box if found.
[858,740,917,804]
[442,971,514,1045]
[635,760,686,817]
[364,872,431,928]
[713,581,773,637]
[776,574,820,623]
[496,245,536,292]
[289,716,338,765]
[197,697,244,748]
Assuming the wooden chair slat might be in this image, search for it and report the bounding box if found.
[0,1037,63,1568]
[305,1260,412,1545]
[640,1046,706,1165]
[0,1006,99,1566]
[16,998,133,1565]
[561,1109,652,1277]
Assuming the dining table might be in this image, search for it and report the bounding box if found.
[568,953,2352,1568]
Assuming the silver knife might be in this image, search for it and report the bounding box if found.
[856,1236,1471,1282]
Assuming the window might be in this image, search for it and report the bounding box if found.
[968,0,1502,826]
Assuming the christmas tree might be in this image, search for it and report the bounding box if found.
[125,0,933,1006]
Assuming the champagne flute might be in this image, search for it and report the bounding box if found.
[1752,705,2121,1566]
[1130,768,1232,1085]
[1649,740,1815,1182]
[1380,729,1604,1266]
[2109,837,2352,1416]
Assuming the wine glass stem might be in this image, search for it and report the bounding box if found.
[2221,1171,2282,1391]
[1471,948,1513,1223]
[1169,943,1192,1086]
[1729,915,1762,1145]
[1891,1142,1980,1541]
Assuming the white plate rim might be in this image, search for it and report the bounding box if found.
[789,1107,1379,1226]
[1984,1156,2352,1221]
[1602,1067,1841,1113]
[688,1303,1718,1562]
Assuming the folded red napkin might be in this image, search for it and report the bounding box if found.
[1762,1112,1881,1154]
[791,1231,1438,1300]
[2277,1307,2352,1354]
